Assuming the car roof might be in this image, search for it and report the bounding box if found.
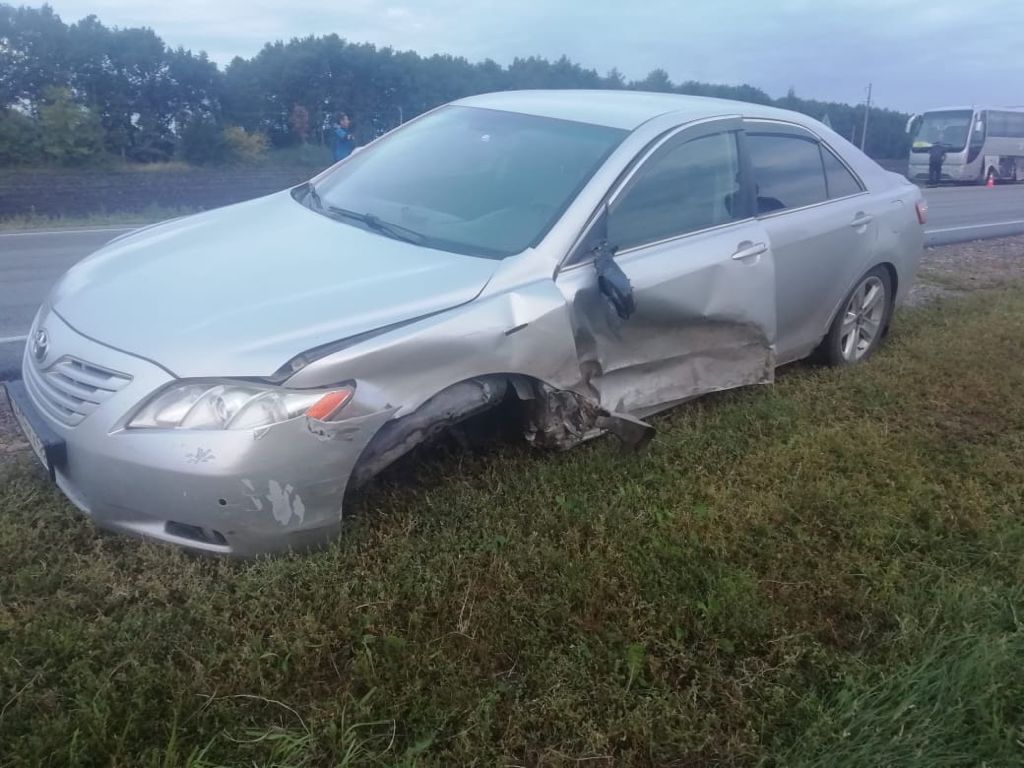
[453,89,807,131]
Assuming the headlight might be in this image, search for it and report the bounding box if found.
[128,381,354,430]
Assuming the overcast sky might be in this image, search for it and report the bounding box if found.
[43,0,1024,113]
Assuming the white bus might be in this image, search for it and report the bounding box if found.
[906,106,1024,184]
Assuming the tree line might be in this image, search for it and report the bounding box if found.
[0,3,912,167]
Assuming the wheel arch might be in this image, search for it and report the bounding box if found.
[824,261,898,330]
[346,372,557,489]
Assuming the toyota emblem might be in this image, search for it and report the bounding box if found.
[31,328,49,363]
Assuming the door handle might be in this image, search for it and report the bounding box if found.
[850,213,874,228]
[731,241,768,261]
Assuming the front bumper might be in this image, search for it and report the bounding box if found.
[908,162,973,183]
[9,311,392,556]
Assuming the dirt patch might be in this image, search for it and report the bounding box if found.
[908,235,1024,306]
[0,393,29,457]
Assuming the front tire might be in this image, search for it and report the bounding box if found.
[821,267,893,367]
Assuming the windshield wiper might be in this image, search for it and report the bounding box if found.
[326,206,426,245]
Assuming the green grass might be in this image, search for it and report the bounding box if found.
[2,289,1024,766]
[0,205,201,233]
[260,143,334,168]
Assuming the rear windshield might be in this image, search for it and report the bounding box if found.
[311,106,627,259]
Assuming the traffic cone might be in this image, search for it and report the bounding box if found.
[987,174,996,188]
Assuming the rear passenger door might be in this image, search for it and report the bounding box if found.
[744,122,877,363]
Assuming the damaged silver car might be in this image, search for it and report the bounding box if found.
[5,90,926,555]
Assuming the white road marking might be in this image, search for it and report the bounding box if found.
[927,219,1024,234]
[0,226,134,238]
[0,335,28,345]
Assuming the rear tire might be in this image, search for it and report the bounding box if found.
[820,266,894,367]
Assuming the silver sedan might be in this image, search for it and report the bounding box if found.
[5,90,926,555]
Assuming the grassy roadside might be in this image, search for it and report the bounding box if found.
[0,205,201,233]
[1,288,1023,766]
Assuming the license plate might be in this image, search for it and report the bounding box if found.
[8,389,51,475]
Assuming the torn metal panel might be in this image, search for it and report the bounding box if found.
[522,384,602,450]
[523,383,655,451]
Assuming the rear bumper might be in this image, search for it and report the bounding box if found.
[11,310,393,556]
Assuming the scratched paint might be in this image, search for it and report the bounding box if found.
[267,480,306,526]
[240,479,264,512]
[185,447,215,464]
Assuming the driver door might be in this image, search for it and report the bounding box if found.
[555,118,777,415]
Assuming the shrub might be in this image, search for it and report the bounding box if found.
[222,125,268,164]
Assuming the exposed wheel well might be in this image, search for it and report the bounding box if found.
[348,375,523,489]
[346,371,653,490]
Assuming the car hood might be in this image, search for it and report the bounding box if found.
[51,192,499,378]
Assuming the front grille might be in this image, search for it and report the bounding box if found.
[24,356,132,427]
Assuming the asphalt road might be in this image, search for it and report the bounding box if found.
[923,184,1024,246]
[1,227,135,379]
[2,184,1024,380]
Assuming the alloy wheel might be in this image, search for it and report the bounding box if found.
[839,275,886,363]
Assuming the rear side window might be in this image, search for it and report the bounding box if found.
[822,148,863,198]
[609,131,741,250]
[748,134,827,214]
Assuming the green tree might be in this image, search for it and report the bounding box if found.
[179,117,225,165]
[36,86,103,165]
[0,3,71,106]
[0,107,40,164]
[0,2,914,165]
[636,68,673,91]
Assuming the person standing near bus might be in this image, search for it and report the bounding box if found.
[928,141,946,186]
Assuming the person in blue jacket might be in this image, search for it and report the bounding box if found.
[331,113,356,162]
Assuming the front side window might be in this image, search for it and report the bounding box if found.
[310,106,626,259]
[747,134,828,214]
[608,131,741,250]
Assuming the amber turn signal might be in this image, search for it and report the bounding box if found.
[306,388,354,421]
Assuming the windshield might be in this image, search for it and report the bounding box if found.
[308,106,627,259]
[912,110,973,151]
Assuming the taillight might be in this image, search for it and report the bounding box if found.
[915,199,928,225]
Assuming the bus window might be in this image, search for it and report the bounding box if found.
[993,111,1024,138]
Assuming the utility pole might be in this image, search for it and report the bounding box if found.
[860,83,872,152]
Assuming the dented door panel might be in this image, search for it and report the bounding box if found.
[556,220,777,414]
